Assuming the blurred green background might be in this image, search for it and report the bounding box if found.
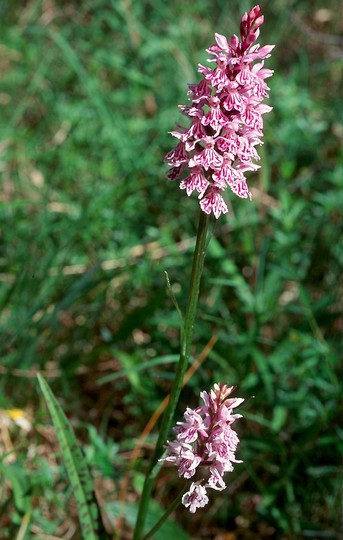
[0,0,342,538]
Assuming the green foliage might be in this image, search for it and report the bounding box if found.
[0,0,342,538]
[37,374,106,539]
[108,500,189,540]
[0,462,32,515]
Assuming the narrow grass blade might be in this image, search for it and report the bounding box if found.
[37,374,105,540]
[164,271,184,331]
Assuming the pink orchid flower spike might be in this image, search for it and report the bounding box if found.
[160,383,244,512]
[165,5,274,218]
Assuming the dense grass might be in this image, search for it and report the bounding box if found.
[0,0,342,538]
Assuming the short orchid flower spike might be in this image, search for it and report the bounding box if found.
[165,5,274,218]
[160,383,244,512]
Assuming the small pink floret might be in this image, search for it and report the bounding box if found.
[182,482,209,513]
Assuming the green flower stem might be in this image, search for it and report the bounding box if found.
[141,485,186,540]
[132,210,210,540]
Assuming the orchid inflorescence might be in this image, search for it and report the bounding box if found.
[165,5,274,218]
[160,383,244,513]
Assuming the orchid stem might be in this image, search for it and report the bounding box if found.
[132,210,210,539]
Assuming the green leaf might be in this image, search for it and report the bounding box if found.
[107,500,189,540]
[271,405,288,432]
[37,374,105,540]
[0,462,31,513]
[97,354,179,385]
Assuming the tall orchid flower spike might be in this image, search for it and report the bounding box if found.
[160,384,244,512]
[165,5,274,218]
